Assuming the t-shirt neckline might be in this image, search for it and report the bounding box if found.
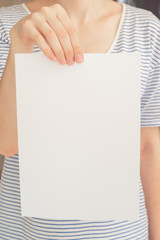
[106,3,126,54]
[21,2,127,54]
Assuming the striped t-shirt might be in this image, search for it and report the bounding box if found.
[0,2,160,240]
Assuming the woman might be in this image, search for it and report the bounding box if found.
[0,0,160,239]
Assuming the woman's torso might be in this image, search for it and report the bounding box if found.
[1,2,160,239]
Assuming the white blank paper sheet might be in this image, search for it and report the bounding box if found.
[15,52,141,221]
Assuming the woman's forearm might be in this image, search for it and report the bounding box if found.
[0,33,33,156]
[0,48,19,156]
[140,144,160,240]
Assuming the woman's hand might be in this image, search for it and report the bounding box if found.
[10,3,84,65]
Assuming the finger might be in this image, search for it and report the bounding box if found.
[46,16,74,65]
[25,17,57,61]
[30,13,67,65]
[37,21,67,65]
[55,7,84,63]
[29,26,56,61]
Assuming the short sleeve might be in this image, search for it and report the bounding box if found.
[140,13,160,127]
[0,38,10,81]
[141,63,160,127]
[0,19,10,81]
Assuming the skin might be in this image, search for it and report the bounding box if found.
[141,127,160,240]
[0,0,160,239]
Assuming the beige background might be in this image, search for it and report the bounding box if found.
[0,0,27,7]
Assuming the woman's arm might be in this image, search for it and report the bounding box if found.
[140,127,160,240]
[0,4,83,157]
[0,38,33,157]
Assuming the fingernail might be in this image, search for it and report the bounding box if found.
[50,54,56,61]
[76,54,83,62]
[61,57,66,65]
[67,58,74,65]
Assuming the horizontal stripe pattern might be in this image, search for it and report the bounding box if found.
[0,2,160,239]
